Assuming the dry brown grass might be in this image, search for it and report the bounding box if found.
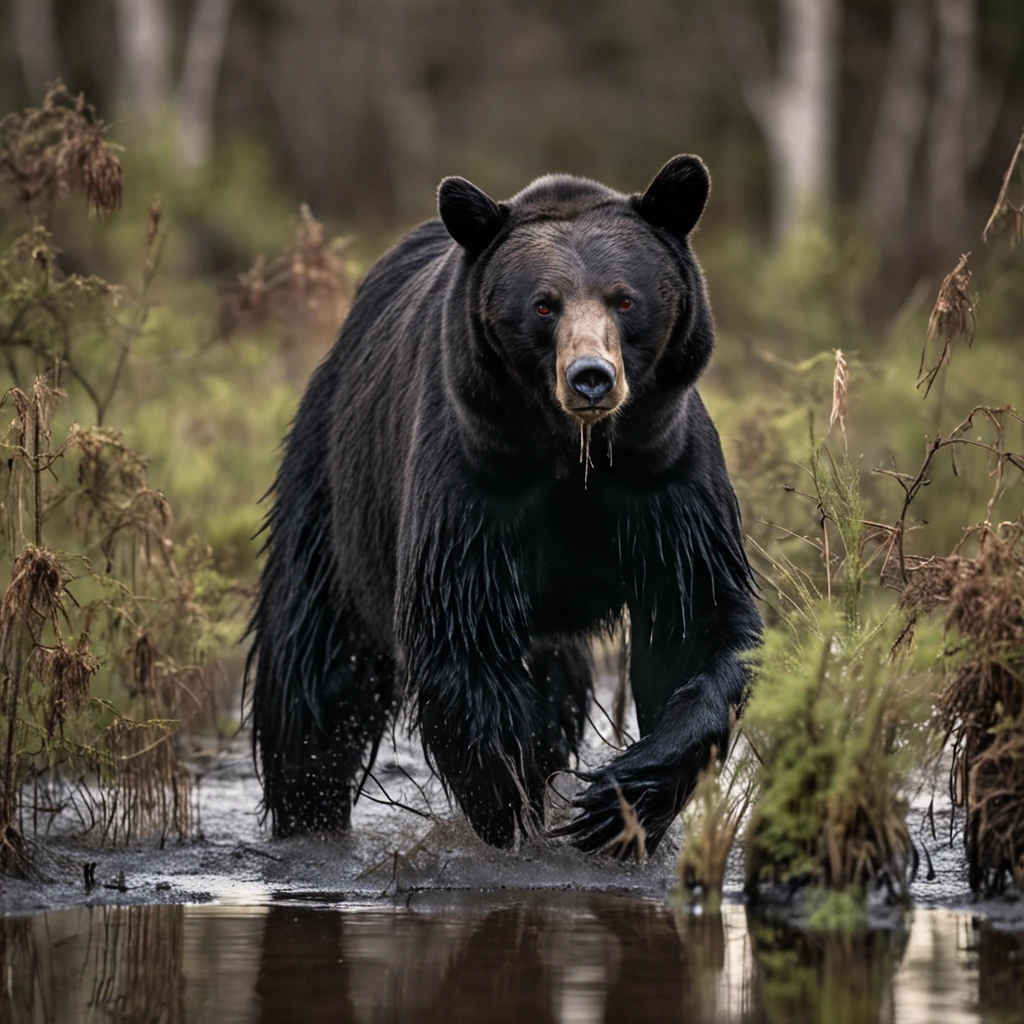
[900,521,1024,894]
[29,638,98,734]
[829,348,847,441]
[0,91,230,874]
[0,548,68,650]
[678,746,756,901]
[918,253,977,397]
[217,203,353,342]
[982,127,1024,245]
[874,405,1024,589]
[64,425,173,578]
[0,81,121,217]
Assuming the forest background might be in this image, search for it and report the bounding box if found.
[4,0,1023,596]
[1,0,1023,880]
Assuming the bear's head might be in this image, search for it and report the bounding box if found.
[438,156,711,431]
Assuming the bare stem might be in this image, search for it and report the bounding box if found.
[32,408,41,547]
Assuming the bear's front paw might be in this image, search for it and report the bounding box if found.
[547,772,658,859]
[549,744,702,859]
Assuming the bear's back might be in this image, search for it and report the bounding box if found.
[354,220,453,315]
[320,218,458,639]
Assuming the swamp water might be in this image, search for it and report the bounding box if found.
[3,719,1023,1023]
[3,893,1023,1024]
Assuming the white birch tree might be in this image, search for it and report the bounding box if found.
[177,0,237,172]
[719,0,841,243]
[926,0,977,255]
[114,0,173,130]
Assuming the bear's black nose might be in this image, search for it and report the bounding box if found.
[566,356,616,403]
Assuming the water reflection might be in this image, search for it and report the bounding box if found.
[976,924,1024,1022]
[1,894,1020,1023]
[748,914,909,1023]
[1,904,188,1023]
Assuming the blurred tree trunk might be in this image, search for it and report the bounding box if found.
[861,0,930,251]
[926,0,977,256]
[366,0,436,224]
[12,0,60,100]
[177,0,236,172]
[772,0,839,239]
[262,0,441,225]
[114,0,172,130]
[720,0,840,244]
[264,0,362,215]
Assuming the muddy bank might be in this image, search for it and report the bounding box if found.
[1,729,676,917]
[3,726,1021,927]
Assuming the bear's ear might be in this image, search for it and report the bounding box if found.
[438,176,508,255]
[635,155,710,239]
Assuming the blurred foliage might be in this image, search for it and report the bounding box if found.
[2,0,1023,267]
[703,226,1024,583]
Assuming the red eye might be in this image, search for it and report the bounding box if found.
[618,296,633,311]
[536,303,551,316]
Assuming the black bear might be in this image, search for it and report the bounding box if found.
[247,155,762,856]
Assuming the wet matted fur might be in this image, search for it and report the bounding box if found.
[246,156,762,854]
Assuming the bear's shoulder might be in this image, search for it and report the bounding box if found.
[354,219,453,298]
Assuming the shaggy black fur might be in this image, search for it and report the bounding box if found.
[247,156,762,855]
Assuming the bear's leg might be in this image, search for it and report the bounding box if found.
[551,592,760,857]
[251,611,397,836]
[247,353,402,835]
[415,656,536,848]
[414,639,590,846]
[398,498,546,848]
[526,639,592,812]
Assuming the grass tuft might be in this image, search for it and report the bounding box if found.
[678,746,756,906]
[743,617,925,904]
[901,521,1024,894]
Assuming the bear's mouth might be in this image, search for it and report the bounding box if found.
[563,402,618,423]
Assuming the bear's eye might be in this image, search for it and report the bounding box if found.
[536,302,552,316]
[618,296,633,311]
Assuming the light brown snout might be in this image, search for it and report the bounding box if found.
[555,298,628,422]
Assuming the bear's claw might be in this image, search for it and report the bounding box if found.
[548,740,708,859]
[548,768,665,859]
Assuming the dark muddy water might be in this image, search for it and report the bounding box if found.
[3,893,1023,1023]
